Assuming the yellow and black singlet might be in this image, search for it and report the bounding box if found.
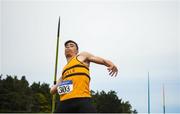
[57,55,91,101]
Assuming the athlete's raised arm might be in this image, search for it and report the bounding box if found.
[79,52,118,77]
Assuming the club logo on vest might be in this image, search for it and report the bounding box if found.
[64,68,75,76]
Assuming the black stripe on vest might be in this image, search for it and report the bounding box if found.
[63,73,90,81]
[62,64,89,76]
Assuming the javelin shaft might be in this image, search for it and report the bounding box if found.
[54,17,60,84]
[52,16,60,113]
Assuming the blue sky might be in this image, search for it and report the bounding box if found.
[0,0,180,113]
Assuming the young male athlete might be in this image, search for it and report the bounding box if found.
[50,40,118,112]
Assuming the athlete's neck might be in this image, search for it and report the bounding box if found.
[66,55,76,63]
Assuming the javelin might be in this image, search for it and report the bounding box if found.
[52,16,60,113]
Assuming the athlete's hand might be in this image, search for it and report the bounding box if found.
[107,63,118,77]
[50,77,62,94]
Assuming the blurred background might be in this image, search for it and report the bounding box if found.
[0,0,179,113]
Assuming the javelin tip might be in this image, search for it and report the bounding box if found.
[57,16,60,38]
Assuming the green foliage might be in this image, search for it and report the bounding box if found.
[0,75,137,113]
[0,75,51,112]
[91,90,137,113]
[30,82,51,112]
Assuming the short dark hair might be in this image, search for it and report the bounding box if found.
[64,40,79,51]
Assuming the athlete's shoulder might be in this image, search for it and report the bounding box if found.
[78,52,95,63]
[78,51,91,57]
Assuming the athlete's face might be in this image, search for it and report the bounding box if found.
[65,42,78,57]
